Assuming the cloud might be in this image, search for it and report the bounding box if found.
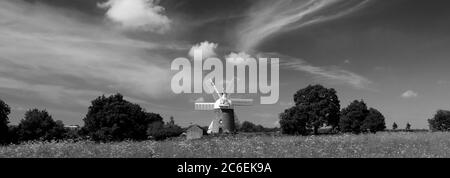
[0,0,174,106]
[263,52,372,90]
[188,41,218,59]
[401,90,418,99]
[98,0,171,33]
[236,0,370,51]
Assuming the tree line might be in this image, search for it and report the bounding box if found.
[279,84,450,135]
[1,85,450,145]
[0,94,184,145]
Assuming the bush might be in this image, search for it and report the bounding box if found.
[280,85,340,135]
[82,93,163,142]
[428,110,450,131]
[17,109,66,141]
[239,121,267,133]
[339,100,386,134]
[147,121,183,141]
[0,99,11,144]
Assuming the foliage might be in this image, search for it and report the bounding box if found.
[279,106,309,135]
[406,123,411,131]
[82,93,163,142]
[392,122,398,130]
[239,121,272,133]
[339,100,386,134]
[280,85,340,135]
[339,100,368,133]
[361,108,386,133]
[428,110,450,131]
[0,99,11,144]
[147,121,183,141]
[17,109,66,141]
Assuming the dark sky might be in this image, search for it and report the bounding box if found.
[1,0,450,128]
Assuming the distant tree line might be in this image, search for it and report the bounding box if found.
[0,94,184,145]
[2,85,449,145]
[238,121,278,133]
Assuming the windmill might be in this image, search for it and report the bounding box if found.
[195,79,253,134]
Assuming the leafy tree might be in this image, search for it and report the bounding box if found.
[406,122,411,131]
[339,100,386,134]
[339,100,369,134]
[361,108,386,133]
[280,85,340,135]
[0,99,11,144]
[279,106,309,135]
[17,109,66,141]
[294,85,341,133]
[392,122,398,130]
[428,110,450,131]
[82,93,163,142]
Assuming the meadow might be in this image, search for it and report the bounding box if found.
[1,132,450,158]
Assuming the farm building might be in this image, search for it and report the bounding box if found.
[186,125,204,140]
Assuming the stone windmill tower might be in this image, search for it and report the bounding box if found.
[194,80,253,134]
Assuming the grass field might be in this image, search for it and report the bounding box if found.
[1,132,450,158]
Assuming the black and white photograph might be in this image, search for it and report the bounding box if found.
[1,0,450,171]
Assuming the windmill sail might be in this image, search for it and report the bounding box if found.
[195,103,215,110]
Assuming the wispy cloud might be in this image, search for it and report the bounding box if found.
[261,53,373,90]
[0,0,176,106]
[401,90,418,99]
[236,0,370,51]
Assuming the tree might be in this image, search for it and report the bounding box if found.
[17,109,66,141]
[280,85,340,135]
[339,100,386,134]
[82,93,163,142]
[428,110,450,131]
[339,100,369,134]
[392,122,398,130]
[361,108,386,133]
[0,99,11,144]
[7,125,19,144]
[406,122,411,131]
[279,106,309,135]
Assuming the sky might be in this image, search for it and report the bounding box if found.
[1,0,450,129]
